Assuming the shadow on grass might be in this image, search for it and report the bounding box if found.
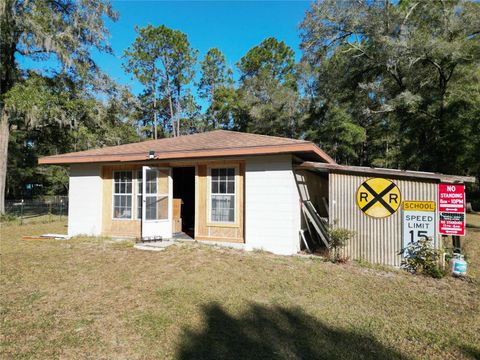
[176,303,409,360]
[460,344,480,359]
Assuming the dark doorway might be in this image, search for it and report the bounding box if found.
[172,167,196,237]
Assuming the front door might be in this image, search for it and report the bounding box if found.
[141,166,172,239]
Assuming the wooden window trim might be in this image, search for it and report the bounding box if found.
[207,165,240,227]
[112,170,134,221]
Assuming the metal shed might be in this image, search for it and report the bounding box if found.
[295,162,475,266]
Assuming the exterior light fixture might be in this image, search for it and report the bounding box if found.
[148,150,155,159]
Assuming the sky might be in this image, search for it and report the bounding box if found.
[20,0,312,105]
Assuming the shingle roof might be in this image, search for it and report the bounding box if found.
[38,130,335,165]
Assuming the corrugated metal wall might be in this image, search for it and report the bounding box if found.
[329,173,440,266]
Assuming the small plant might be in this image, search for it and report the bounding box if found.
[0,213,18,223]
[328,227,354,263]
[400,239,446,278]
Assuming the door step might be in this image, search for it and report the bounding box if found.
[141,236,163,243]
[134,241,174,251]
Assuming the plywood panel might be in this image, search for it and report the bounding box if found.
[209,226,237,239]
[195,236,243,243]
[195,161,244,243]
[102,165,141,238]
[102,160,244,242]
[196,164,208,237]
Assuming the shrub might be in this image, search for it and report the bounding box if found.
[328,227,354,263]
[400,239,446,278]
[0,213,18,223]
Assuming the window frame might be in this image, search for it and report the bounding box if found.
[207,165,239,225]
[136,170,142,220]
[112,170,134,221]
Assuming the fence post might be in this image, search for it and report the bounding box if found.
[60,199,63,220]
[20,199,24,225]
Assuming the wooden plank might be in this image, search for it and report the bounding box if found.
[196,164,208,237]
[22,236,50,241]
[195,161,245,243]
[299,229,311,253]
[194,236,244,244]
[101,165,141,238]
[302,201,330,248]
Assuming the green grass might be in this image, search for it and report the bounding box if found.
[1,217,479,359]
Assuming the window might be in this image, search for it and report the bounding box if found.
[136,170,142,219]
[113,171,133,219]
[210,168,235,223]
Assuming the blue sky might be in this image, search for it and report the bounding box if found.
[21,1,312,105]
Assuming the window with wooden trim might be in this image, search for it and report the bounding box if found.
[210,168,235,223]
[113,171,133,219]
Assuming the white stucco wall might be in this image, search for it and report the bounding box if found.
[68,164,103,237]
[245,155,301,255]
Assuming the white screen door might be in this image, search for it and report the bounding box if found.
[141,166,172,239]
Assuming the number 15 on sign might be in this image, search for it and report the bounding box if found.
[402,201,436,252]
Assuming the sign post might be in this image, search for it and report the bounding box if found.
[402,201,436,252]
[438,184,465,236]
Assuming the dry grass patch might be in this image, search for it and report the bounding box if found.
[1,219,479,359]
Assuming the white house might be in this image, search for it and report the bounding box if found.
[39,130,334,255]
[39,130,474,263]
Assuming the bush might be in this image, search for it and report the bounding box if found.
[328,227,354,263]
[0,213,18,223]
[400,239,446,278]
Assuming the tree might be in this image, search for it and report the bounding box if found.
[235,38,302,137]
[304,104,366,165]
[124,25,197,138]
[5,73,139,199]
[238,72,304,138]
[237,37,296,85]
[0,0,118,213]
[300,0,480,174]
[198,48,232,129]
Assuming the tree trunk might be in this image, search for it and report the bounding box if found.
[168,93,175,137]
[153,67,158,139]
[0,108,10,214]
[176,91,181,136]
[211,85,216,129]
[163,61,176,137]
[153,86,157,140]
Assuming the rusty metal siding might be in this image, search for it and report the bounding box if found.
[329,173,439,266]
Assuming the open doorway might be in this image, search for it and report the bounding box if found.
[172,167,196,238]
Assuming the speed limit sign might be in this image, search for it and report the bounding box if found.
[402,201,436,252]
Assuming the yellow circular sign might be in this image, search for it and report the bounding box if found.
[356,178,401,218]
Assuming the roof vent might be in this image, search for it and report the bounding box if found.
[148,150,155,160]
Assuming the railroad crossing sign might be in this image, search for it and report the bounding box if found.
[356,178,401,218]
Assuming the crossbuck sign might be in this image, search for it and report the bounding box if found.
[356,178,401,218]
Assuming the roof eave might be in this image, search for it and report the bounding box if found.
[295,162,476,184]
[38,143,336,166]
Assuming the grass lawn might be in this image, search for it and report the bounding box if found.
[1,215,479,359]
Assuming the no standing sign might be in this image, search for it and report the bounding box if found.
[438,184,466,236]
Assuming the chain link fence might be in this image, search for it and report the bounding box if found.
[4,196,68,223]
